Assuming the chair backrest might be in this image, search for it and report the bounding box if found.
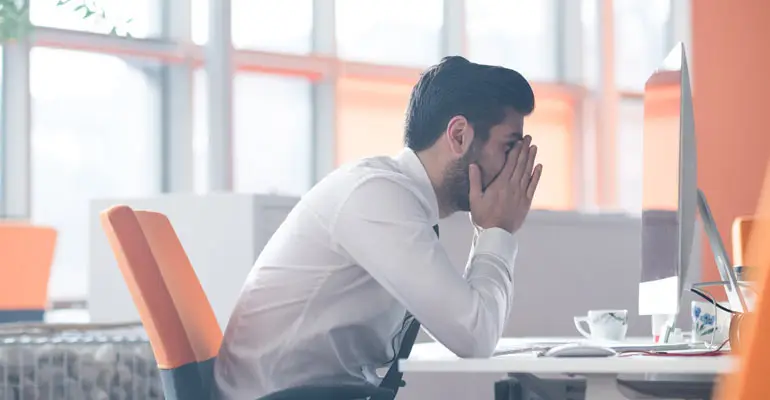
[715,162,770,399]
[0,223,57,322]
[100,205,222,400]
[732,216,755,267]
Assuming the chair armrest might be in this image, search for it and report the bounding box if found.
[258,383,395,400]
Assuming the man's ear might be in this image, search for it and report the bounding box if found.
[445,116,474,156]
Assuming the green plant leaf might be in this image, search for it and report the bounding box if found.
[0,0,134,42]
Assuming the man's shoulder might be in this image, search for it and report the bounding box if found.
[338,157,422,195]
[341,154,402,176]
[307,156,423,207]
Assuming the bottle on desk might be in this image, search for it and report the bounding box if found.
[651,314,675,343]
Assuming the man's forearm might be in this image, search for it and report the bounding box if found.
[463,219,482,278]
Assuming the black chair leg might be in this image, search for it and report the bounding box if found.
[494,377,520,400]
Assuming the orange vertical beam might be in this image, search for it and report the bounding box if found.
[692,0,770,282]
[715,162,770,399]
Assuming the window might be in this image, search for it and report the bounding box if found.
[30,48,161,300]
[31,0,161,38]
[335,77,413,165]
[233,73,313,196]
[193,69,209,193]
[232,0,313,53]
[335,0,443,66]
[192,0,208,45]
[192,71,313,195]
[617,97,644,212]
[526,86,577,210]
[193,71,313,196]
[614,0,672,91]
[192,0,313,50]
[581,0,600,88]
[467,0,558,81]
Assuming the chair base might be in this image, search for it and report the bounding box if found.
[159,358,216,400]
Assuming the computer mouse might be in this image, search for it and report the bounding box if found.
[543,343,618,358]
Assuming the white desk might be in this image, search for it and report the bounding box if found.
[401,338,733,399]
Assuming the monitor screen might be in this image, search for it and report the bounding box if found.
[640,47,682,285]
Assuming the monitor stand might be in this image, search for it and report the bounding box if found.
[695,189,748,314]
[660,190,749,344]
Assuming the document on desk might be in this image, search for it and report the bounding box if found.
[602,342,706,352]
[493,343,567,357]
[492,341,706,357]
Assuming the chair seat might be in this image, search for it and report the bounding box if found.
[258,383,394,400]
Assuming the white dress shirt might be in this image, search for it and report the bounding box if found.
[214,148,518,400]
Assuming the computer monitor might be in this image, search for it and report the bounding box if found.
[638,43,697,317]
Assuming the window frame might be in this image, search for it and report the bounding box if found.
[0,0,691,303]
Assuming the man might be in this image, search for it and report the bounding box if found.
[214,56,543,399]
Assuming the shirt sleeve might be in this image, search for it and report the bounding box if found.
[464,213,481,277]
[331,176,517,358]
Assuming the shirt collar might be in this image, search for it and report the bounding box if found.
[395,148,440,225]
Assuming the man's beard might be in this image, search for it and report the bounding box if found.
[442,149,478,213]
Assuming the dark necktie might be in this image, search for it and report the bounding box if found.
[376,224,439,398]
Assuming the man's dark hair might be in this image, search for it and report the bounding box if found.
[404,56,535,151]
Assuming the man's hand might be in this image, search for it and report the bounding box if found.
[468,135,543,234]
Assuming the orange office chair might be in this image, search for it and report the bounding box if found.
[732,216,755,269]
[101,205,221,399]
[0,223,57,323]
[101,205,394,400]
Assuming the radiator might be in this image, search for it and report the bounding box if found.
[0,323,162,400]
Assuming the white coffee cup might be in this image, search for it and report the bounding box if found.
[691,300,731,345]
[574,309,629,341]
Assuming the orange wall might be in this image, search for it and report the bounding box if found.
[693,0,770,281]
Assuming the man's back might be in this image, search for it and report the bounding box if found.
[214,151,441,399]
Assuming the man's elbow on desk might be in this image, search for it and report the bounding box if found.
[432,309,504,358]
[452,343,496,359]
[443,332,498,359]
